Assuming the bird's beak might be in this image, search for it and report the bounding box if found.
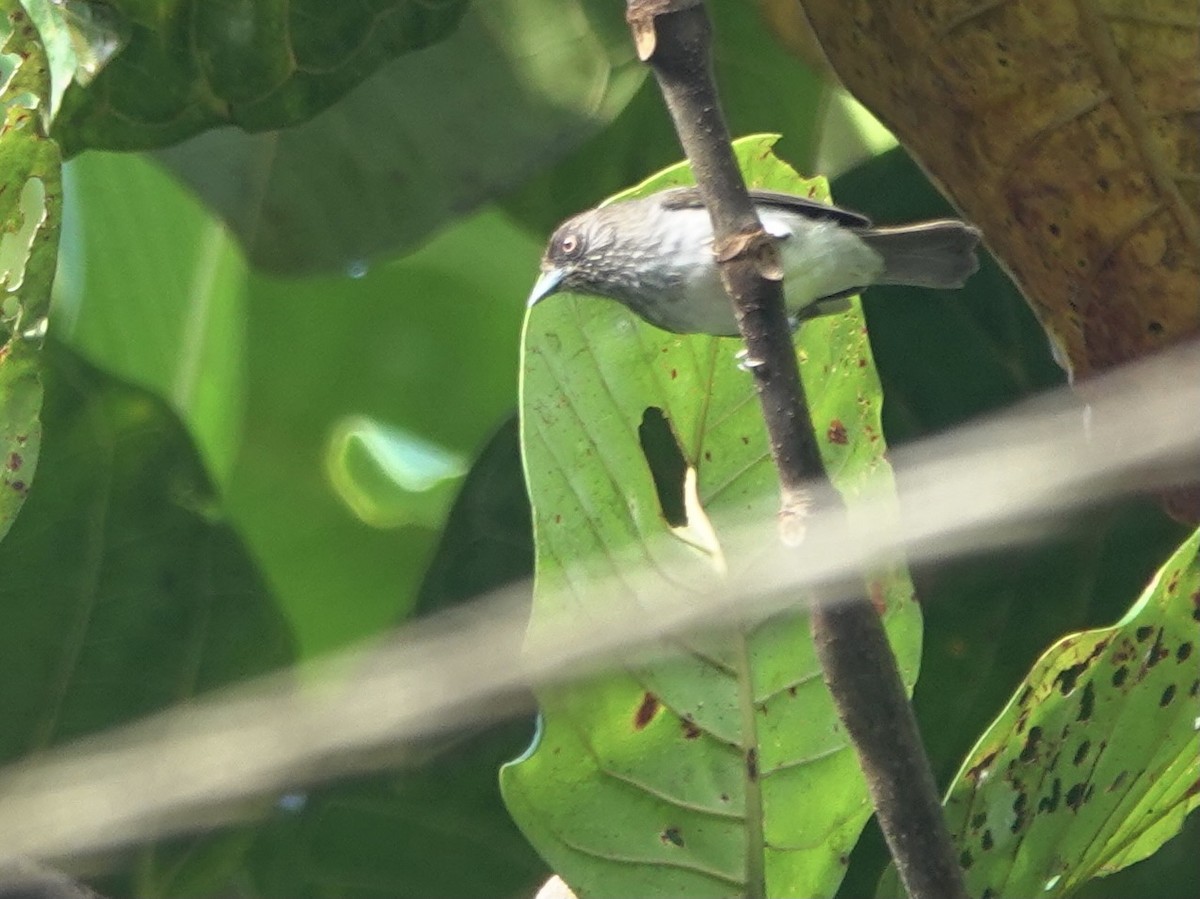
[527,268,566,307]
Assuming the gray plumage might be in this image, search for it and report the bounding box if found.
[528,187,981,337]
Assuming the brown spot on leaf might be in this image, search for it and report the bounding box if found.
[1077,681,1095,721]
[1039,778,1062,814]
[1066,783,1086,812]
[1148,629,1170,667]
[633,692,659,730]
[1112,665,1129,688]
[1019,726,1043,763]
[1073,740,1091,766]
[681,717,701,740]
[827,419,848,445]
[1012,792,1029,833]
[1086,638,1111,662]
[1055,661,1087,695]
[5,452,20,472]
[967,750,998,785]
[1160,684,1177,707]
[1112,638,1137,663]
[660,826,684,847]
[1177,642,1193,662]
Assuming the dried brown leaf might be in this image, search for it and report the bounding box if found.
[799,0,1200,377]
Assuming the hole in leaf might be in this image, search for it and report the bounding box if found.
[639,407,687,528]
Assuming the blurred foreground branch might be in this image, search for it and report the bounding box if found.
[0,341,1196,869]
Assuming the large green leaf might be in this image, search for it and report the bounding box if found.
[878,530,1200,898]
[944,529,1200,897]
[54,150,246,485]
[0,0,64,540]
[52,0,468,155]
[501,136,921,898]
[0,341,294,764]
[54,145,538,656]
[116,419,544,899]
[0,341,39,539]
[230,424,544,899]
[238,725,546,899]
[149,0,643,274]
[224,206,539,655]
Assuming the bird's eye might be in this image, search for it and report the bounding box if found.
[559,233,581,256]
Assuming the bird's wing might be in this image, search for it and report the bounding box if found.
[658,186,872,229]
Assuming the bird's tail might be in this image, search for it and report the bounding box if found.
[858,220,981,289]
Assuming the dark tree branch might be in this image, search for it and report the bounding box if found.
[624,3,968,898]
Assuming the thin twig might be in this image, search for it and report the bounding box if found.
[623,3,968,897]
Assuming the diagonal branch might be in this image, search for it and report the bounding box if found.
[623,2,967,897]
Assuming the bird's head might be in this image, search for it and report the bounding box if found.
[527,207,627,307]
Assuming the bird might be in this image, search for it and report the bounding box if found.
[527,187,981,337]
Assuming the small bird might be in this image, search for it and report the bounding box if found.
[528,187,981,336]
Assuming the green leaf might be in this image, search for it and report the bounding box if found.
[54,149,246,485]
[17,0,78,121]
[501,136,921,899]
[55,143,540,657]
[237,725,546,899]
[148,0,644,275]
[0,341,294,763]
[0,341,39,540]
[325,415,467,530]
[51,0,468,155]
[126,420,543,899]
[882,529,1200,898]
[412,415,534,609]
[0,0,64,539]
[224,206,540,655]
